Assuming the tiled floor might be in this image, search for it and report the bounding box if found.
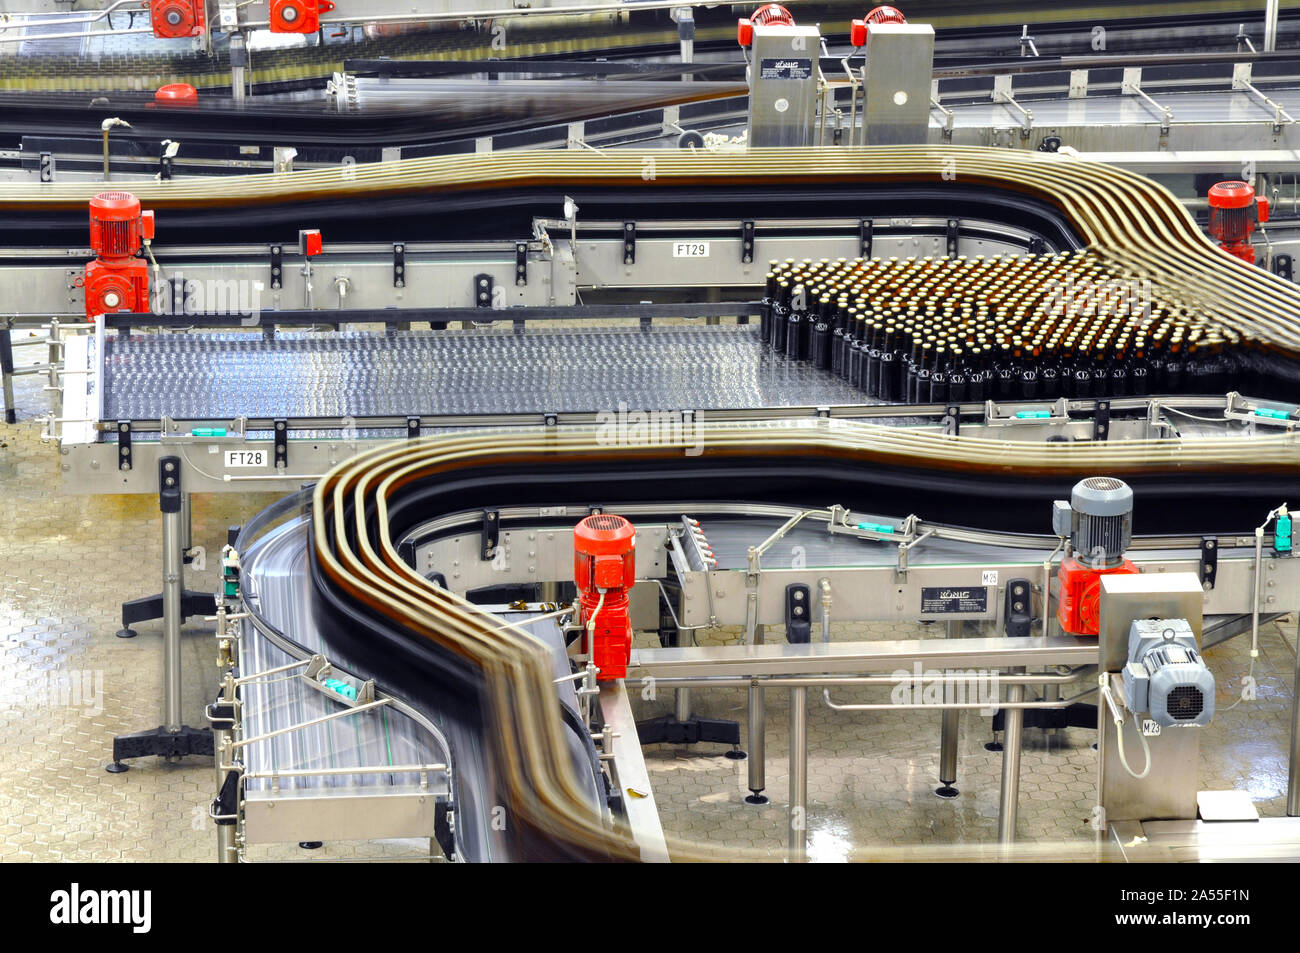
[1,331,1296,861]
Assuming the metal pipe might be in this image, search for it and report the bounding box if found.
[0,323,15,424]
[938,620,960,792]
[789,685,808,862]
[825,688,1094,713]
[243,763,448,780]
[45,318,60,416]
[162,503,184,736]
[631,672,1087,688]
[230,32,249,107]
[746,624,767,803]
[675,687,691,722]
[1266,0,1280,52]
[998,681,1025,844]
[228,698,391,751]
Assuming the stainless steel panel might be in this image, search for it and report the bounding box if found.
[1098,572,1205,673]
[863,24,935,146]
[747,26,820,148]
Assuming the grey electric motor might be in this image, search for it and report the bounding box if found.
[1052,476,1134,568]
[1122,618,1215,728]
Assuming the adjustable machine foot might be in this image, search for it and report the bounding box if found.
[107,724,214,771]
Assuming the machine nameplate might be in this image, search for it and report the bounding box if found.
[921,587,989,614]
[759,58,812,80]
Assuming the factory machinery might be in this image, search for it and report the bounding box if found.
[2,2,1299,862]
[9,143,1290,861]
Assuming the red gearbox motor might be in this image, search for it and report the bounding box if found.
[574,513,637,681]
[1056,555,1139,637]
[150,0,205,39]
[1208,180,1269,265]
[270,0,336,33]
[83,192,154,321]
[738,3,794,46]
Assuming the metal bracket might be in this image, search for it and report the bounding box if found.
[1199,537,1218,590]
[393,243,406,288]
[515,242,528,286]
[1004,578,1034,637]
[481,509,500,560]
[474,273,494,309]
[117,419,133,471]
[622,222,636,265]
[859,219,873,258]
[543,412,558,428]
[946,219,959,258]
[406,416,421,440]
[945,404,961,435]
[270,245,283,291]
[39,151,54,183]
[1121,67,1173,135]
[1093,400,1111,441]
[159,456,182,513]
[273,419,288,469]
[785,584,812,643]
[741,220,755,264]
[1273,253,1293,281]
[303,654,377,707]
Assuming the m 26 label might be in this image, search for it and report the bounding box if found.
[225,450,268,469]
[759,58,813,80]
[673,242,710,258]
[921,587,989,614]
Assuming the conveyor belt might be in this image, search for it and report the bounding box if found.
[95,325,866,422]
[238,505,603,859]
[300,416,1300,862]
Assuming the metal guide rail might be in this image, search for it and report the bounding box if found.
[0,213,1042,319]
[408,502,1300,631]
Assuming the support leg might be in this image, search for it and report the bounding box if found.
[937,619,961,798]
[998,681,1025,845]
[788,685,808,862]
[109,456,213,771]
[162,486,184,737]
[0,322,15,424]
[746,624,768,804]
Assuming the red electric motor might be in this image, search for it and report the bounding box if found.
[851,5,907,44]
[1208,180,1269,265]
[270,0,336,34]
[150,0,205,39]
[574,514,637,681]
[83,192,154,321]
[738,3,794,46]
